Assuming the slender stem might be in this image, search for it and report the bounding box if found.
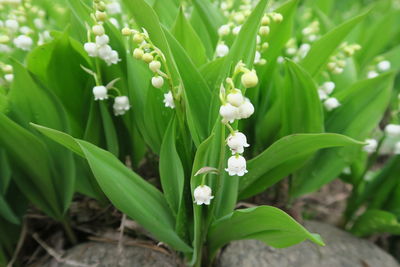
[62,219,77,245]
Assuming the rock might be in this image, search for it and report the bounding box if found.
[45,241,180,267]
[219,221,400,267]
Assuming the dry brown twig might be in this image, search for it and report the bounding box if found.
[32,233,98,267]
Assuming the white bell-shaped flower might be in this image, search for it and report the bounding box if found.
[106,2,122,15]
[95,34,110,46]
[5,19,19,32]
[232,26,241,35]
[19,26,32,35]
[320,81,335,95]
[218,24,230,36]
[226,155,248,176]
[98,44,113,59]
[394,142,400,155]
[238,98,254,119]
[227,89,244,107]
[324,97,340,111]
[4,74,14,83]
[220,103,239,123]
[377,60,391,72]
[363,139,377,154]
[113,96,130,115]
[227,132,249,154]
[318,89,328,100]
[384,124,400,138]
[152,76,164,88]
[92,86,108,100]
[216,43,229,57]
[149,60,161,72]
[367,70,378,79]
[13,35,33,51]
[84,42,98,57]
[163,91,175,109]
[104,50,120,65]
[193,185,214,205]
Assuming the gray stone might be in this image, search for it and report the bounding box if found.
[45,241,181,267]
[219,221,400,267]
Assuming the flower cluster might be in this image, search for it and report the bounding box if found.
[0,0,51,53]
[215,1,282,65]
[0,63,13,85]
[126,27,176,109]
[219,61,257,176]
[367,57,391,79]
[327,42,361,75]
[83,1,120,66]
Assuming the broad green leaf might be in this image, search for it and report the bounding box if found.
[300,11,368,77]
[153,0,179,27]
[191,0,224,47]
[159,116,184,214]
[0,150,11,194]
[171,7,207,66]
[281,60,324,135]
[0,195,19,225]
[0,114,61,219]
[292,72,394,197]
[208,206,324,257]
[30,124,192,253]
[239,133,364,199]
[99,103,119,156]
[163,28,212,145]
[351,210,400,237]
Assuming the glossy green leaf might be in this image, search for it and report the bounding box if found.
[208,206,324,257]
[351,209,400,237]
[159,117,184,214]
[292,72,394,197]
[281,60,324,135]
[0,195,19,225]
[171,7,207,66]
[239,133,364,199]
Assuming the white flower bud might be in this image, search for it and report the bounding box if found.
[259,26,270,36]
[324,97,340,111]
[193,185,214,205]
[2,65,13,73]
[133,48,144,59]
[272,13,283,23]
[218,24,230,36]
[142,53,154,63]
[19,26,32,35]
[241,70,258,88]
[225,155,248,176]
[298,43,311,58]
[363,139,377,154]
[238,98,254,119]
[320,81,335,95]
[384,124,400,138]
[227,89,244,107]
[5,19,19,32]
[92,85,108,100]
[163,91,175,109]
[133,33,144,44]
[332,67,344,75]
[0,44,11,53]
[367,70,378,79]
[113,96,130,115]
[106,2,122,15]
[254,50,261,64]
[227,131,249,154]
[92,24,105,36]
[149,60,161,72]
[95,11,107,22]
[122,27,132,36]
[261,16,270,25]
[84,42,98,57]
[152,76,164,88]
[234,13,245,24]
[318,89,328,100]
[377,60,391,72]
[232,26,241,35]
[220,103,239,123]
[13,35,33,51]
[394,142,400,155]
[216,43,229,57]
[4,74,14,83]
[95,34,109,46]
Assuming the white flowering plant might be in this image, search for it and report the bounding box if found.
[0,0,399,265]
